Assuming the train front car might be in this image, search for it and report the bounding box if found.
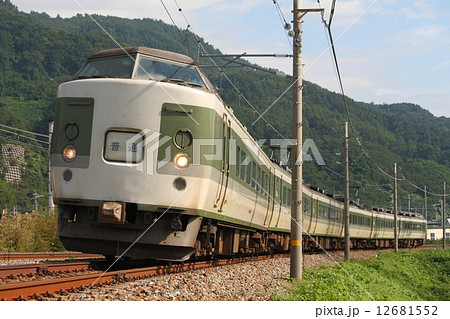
[51,47,220,261]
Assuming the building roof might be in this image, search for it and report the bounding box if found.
[427,218,450,228]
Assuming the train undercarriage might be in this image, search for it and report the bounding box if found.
[57,204,423,261]
[194,219,424,259]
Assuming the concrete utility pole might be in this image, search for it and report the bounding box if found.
[394,163,398,252]
[32,191,44,213]
[290,0,324,280]
[424,185,427,234]
[443,182,446,250]
[48,120,55,215]
[290,0,304,280]
[344,122,350,261]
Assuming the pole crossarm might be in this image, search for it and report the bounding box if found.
[200,53,293,58]
[295,8,325,20]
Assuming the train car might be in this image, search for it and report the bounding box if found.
[50,46,425,261]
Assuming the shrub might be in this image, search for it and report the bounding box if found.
[0,212,65,252]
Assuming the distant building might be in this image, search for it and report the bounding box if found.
[426,218,450,241]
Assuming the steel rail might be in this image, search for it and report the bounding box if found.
[0,252,102,261]
[0,261,93,280]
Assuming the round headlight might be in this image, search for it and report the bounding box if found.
[173,153,190,169]
[62,144,77,162]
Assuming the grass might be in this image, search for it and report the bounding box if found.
[0,212,65,252]
[274,249,450,301]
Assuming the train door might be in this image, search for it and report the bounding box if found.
[216,115,231,212]
[305,196,314,233]
[368,212,375,238]
[311,197,319,233]
[262,167,273,226]
[275,175,284,227]
[268,173,279,226]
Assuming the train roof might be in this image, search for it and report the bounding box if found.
[89,46,196,65]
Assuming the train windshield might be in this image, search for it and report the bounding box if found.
[134,55,206,89]
[75,56,135,79]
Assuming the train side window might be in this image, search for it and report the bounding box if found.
[236,146,241,177]
[265,173,269,193]
[251,161,256,188]
[246,159,252,185]
[261,171,265,194]
[240,150,246,181]
[257,166,261,192]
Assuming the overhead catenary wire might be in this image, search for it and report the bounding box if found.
[322,0,405,183]
[70,0,200,126]
[398,165,446,197]
[0,134,48,151]
[0,123,49,139]
[165,0,292,143]
[271,0,293,49]
[323,0,448,197]
[0,127,49,145]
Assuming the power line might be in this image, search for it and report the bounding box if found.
[271,0,293,49]
[0,123,49,139]
[165,0,293,142]
[0,135,48,151]
[398,165,447,197]
[0,127,49,145]
[323,0,403,183]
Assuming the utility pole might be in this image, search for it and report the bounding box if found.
[394,163,398,252]
[344,122,350,261]
[32,191,44,213]
[423,185,428,221]
[443,182,446,250]
[290,0,324,280]
[424,185,427,233]
[408,195,411,212]
[290,0,303,280]
[48,120,55,215]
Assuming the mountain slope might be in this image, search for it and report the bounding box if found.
[0,0,449,216]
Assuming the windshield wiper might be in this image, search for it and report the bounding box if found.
[185,82,203,88]
[161,78,185,84]
[161,78,203,88]
[76,75,108,79]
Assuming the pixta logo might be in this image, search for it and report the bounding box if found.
[122,130,325,175]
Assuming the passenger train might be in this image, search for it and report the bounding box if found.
[50,47,426,261]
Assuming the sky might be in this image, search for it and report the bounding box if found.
[9,0,450,118]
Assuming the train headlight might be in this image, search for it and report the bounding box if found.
[62,144,77,162]
[173,152,190,169]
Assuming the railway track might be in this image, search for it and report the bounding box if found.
[0,245,443,301]
[0,252,102,261]
[0,254,288,300]
[0,260,94,280]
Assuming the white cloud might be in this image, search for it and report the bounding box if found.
[414,25,445,38]
[401,0,438,20]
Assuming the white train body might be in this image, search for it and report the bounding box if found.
[50,47,425,260]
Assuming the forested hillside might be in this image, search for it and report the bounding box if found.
[0,0,449,217]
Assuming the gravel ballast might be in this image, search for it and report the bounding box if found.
[66,250,383,301]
